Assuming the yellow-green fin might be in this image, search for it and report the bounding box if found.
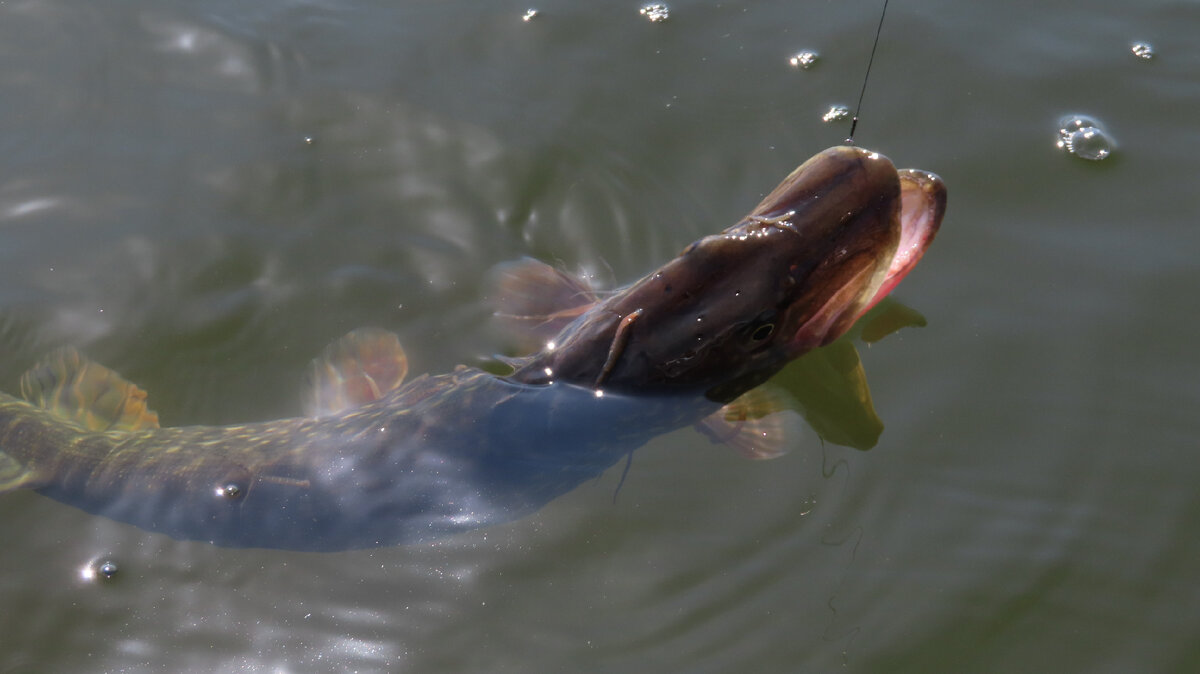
[694,385,803,460]
[305,328,408,416]
[857,298,927,343]
[489,258,598,353]
[19,347,160,432]
[0,452,44,492]
[772,341,882,450]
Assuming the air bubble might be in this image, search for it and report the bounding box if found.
[522,8,539,22]
[80,558,119,582]
[1130,42,1154,60]
[789,51,819,69]
[1056,115,1115,161]
[639,4,669,22]
[216,483,243,499]
[822,105,850,123]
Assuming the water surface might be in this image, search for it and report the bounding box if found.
[1,0,1198,671]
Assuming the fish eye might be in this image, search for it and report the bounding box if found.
[750,323,775,341]
[746,310,778,342]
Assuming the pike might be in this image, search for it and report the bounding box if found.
[0,146,944,550]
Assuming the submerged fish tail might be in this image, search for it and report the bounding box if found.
[0,349,166,496]
[0,392,108,493]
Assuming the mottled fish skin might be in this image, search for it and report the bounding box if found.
[511,147,923,402]
[0,146,945,550]
[0,370,707,550]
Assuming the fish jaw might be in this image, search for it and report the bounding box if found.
[784,161,946,355]
[859,168,946,315]
[767,146,902,357]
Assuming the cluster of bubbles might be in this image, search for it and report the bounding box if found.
[788,49,860,125]
[822,105,851,123]
[639,4,670,23]
[787,49,835,123]
[1056,115,1115,161]
[789,50,819,69]
[521,5,668,24]
[1052,41,1154,160]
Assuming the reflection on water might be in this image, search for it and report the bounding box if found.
[1,0,1199,672]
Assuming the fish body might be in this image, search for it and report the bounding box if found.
[0,147,945,550]
[0,369,701,550]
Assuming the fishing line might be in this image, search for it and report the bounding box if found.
[846,0,891,145]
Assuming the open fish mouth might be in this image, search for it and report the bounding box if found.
[868,168,947,310]
[781,149,946,355]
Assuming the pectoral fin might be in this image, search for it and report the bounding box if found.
[305,328,408,416]
[773,341,882,450]
[489,258,598,353]
[695,385,804,460]
[19,347,160,432]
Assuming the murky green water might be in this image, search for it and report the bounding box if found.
[1,0,1197,671]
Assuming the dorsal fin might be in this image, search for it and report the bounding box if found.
[305,328,408,416]
[694,385,803,460]
[19,347,160,432]
[489,258,598,353]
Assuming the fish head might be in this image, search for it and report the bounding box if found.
[516,146,945,403]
